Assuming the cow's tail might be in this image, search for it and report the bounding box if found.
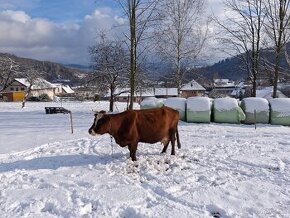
[176,125,181,149]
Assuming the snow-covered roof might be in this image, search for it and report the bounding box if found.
[136,88,154,97]
[62,85,75,94]
[154,88,178,96]
[180,80,205,91]
[15,78,55,90]
[214,79,235,88]
[105,88,154,97]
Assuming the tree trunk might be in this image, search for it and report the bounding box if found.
[273,51,281,98]
[129,2,137,110]
[22,85,32,108]
[109,85,115,112]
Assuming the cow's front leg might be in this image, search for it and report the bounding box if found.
[128,143,138,161]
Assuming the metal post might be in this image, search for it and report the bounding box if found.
[254,109,257,130]
[69,111,73,134]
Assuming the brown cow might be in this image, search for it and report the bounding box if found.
[88,106,181,161]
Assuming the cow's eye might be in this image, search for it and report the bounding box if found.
[98,118,104,125]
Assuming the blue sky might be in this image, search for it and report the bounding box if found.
[0,0,119,23]
[0,0,224,65]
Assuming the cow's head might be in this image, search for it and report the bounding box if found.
[88,110,111,136]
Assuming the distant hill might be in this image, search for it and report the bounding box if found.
[65,64,91,71]
[0,53,90,85]
[193,44,290,82]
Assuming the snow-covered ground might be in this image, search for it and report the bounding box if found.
[0,102,290,217]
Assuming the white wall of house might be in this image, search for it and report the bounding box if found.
[31,89,55,99]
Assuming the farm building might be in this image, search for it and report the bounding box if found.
[104,88,155,103]
[154,88,178,98]
[1,78,74,102]
[180,79,206,98]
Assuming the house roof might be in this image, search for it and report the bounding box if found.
[180,80,205,91]
[214,79,236,88]
[62,85,75,94]
[154,88,178,96]
[15,78,55,90]
[105,88,155,97]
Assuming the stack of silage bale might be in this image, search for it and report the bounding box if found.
[213,98,246,124]
[140,97,164,109]
[186,97,211,123]
[269,98,290,126]
[164,97,187,121]
[240,97,270,124]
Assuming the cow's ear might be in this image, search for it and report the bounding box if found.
[99,110,106,114]
[97,113,104,120]
[95,111,106,119]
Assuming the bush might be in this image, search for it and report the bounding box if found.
[27,96,40,102]
[39,94,50,102]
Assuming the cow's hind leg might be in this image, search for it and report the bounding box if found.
[161,140,170,153]
[169,129,176,155]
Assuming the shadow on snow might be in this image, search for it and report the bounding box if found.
[0,154,116,173]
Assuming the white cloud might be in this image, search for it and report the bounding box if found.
[0,8,124,65]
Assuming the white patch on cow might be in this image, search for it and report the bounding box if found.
[90,129,98,136]
[93,113,104,128]
[161,137,169,145]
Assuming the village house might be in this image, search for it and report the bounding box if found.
[1,78,74,102]
[209,79,242,98]
[180,79,206,98]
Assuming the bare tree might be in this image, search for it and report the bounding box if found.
[155,0,208,94]
[115,0,158,109]
[215,0,266,97]
[0,56,19,92]
[20,68,46,108]
[264,0,290,97]
[89,33,129,111]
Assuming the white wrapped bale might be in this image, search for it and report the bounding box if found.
[240,97,270,124]
[186,97,211,123]
[269,98,290,126]
[164,97,186,121]
[140,97,164,109]
[213,98,245,124]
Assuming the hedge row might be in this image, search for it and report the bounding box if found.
[140,97,290,126]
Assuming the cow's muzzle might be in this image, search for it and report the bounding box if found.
[88,128,96,136]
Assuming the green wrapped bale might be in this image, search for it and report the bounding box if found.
[240,97,270,124]
[269,98,290,126]
[213,98,246,124]
[186,97,211,123]
[164,97,186,121]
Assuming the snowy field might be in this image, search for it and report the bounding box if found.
[0,101,290,217]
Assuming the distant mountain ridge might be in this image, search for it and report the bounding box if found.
[0,53,90,85]
[195,44,290,82]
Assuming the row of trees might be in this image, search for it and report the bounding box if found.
[89,0,290,109]
[216,0,290,98]
[90,0,208,111]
